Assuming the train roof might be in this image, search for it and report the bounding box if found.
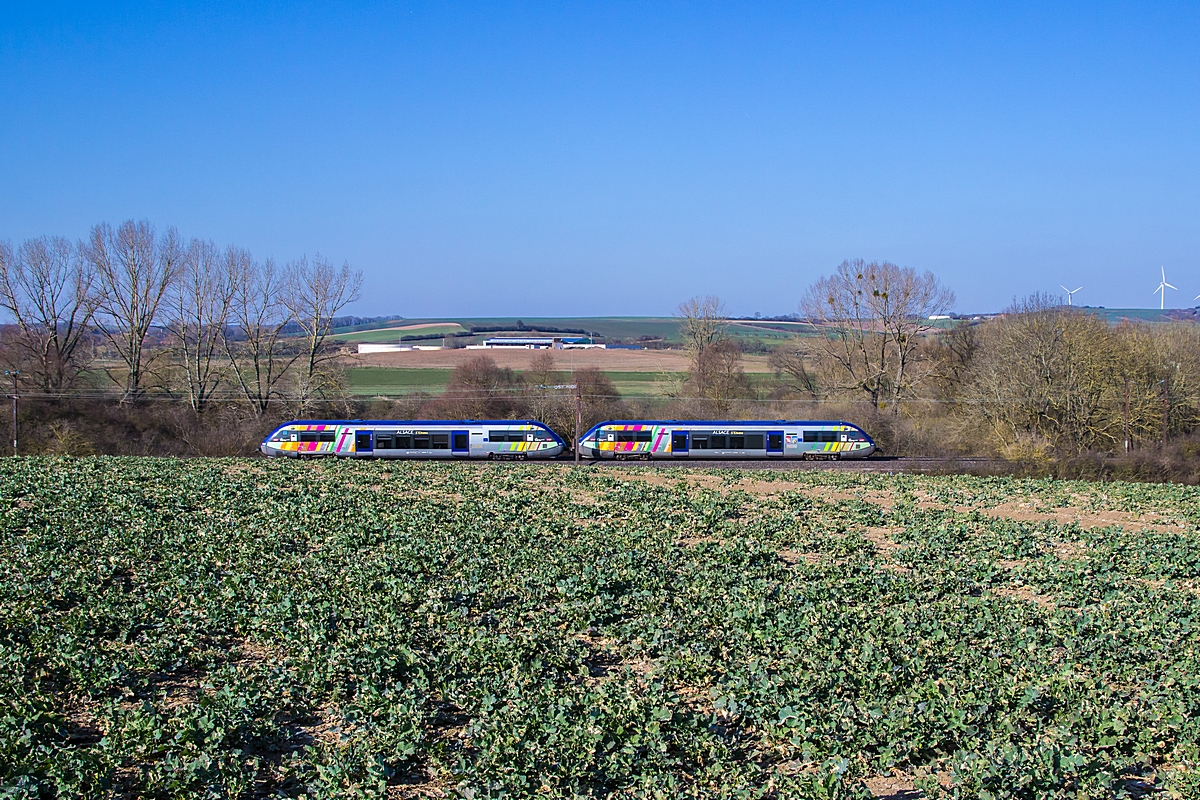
[264,419,566,445]
[584,419,869,428]
[271,419,558,427]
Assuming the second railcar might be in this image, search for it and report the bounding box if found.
[260,420,566,459]
[578,420,876,460]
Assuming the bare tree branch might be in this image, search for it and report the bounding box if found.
[800,259,953,411]
[84,221,185,401]
[282,254,363,410]
[0,236,98,392]
[222,254,296,415]
[166,240,236,413]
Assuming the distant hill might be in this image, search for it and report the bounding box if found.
[1078,307,1200,324]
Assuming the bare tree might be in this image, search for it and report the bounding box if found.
[420,354,524,419]
[694,339,751,411]
[676,295,733,400]
[283,254,363,409]
[966,300,1124,454]
[223,255,296,415]
[84,220,185,400]
[166,240,236,413]
[800,259,953,411]
[769,341,819,398]
[0,236,98,392]
[527,351,571,433]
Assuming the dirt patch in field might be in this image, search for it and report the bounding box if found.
[862,526,905,554]
[778,548,821,566]
[995,585,1057,610]
[354,347,780,372]
[797,486,895,506]
[980,501,1181,532]
[1053,540,1085,559]
[608,471,685,489]
[577,632,655,682]
[863,774,923,799]
[613,471,731,492]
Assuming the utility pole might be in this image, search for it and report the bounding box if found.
[1123,378,1131,453]
[1118,379,1128,453]
[574,383,582,466]
[1163,376,1170,447]
[4,370,18,456]
[538,383,582,463]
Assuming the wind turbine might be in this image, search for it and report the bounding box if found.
[1155,266,1177,310]
[1060,285,1082,306]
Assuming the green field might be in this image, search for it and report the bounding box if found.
[346,368,783,398]
[332,317,811,348]
[332,324,465,344]
[348,367,455,395]
[5,459,1200,797]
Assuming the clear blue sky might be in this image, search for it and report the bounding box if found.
[2,2,1198,316]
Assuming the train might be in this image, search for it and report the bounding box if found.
[577,420,875,460]
[260,419,876,460]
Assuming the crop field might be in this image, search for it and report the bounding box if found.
[348,367,456,396]
[4,460,1200,798]
[333,325,467,344]
[332,317,808,348]
[345,367,791,398]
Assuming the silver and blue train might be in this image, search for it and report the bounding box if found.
[260,420,566,459]
[578,420,875,460]
[261,419,875,460]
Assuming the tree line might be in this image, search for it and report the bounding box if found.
[5,228,1200,478]
[674,260,1200,473]
[0,220,362,412]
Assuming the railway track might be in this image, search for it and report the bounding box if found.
[555,456,1005,472]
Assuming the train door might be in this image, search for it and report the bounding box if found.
[355,430,373,455]
[451,430,470,455]
[671,430,689,457]
[766,431,784,456]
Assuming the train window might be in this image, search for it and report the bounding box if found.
[375,434,394,449]
[452,433,468,450]
[320,432,335,443]
[692,435,709,449]
[395,434,412,449]
[617,432,636,443]
[635,431,652,442]
[533,430,555,441]
[432,433,450,449]
[299,433,320,443]
[729,435,744,449]
[710,435,727,449]
[488,430,516,442]
[745,434,764,449]
[413,433,431,448]
[803,431,838,443]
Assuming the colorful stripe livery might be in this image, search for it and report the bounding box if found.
[261,420,566,460]
[580,420,876,460]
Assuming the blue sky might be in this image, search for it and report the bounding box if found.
[2,2,1198,316]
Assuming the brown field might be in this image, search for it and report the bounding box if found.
[351,347,776,373]
[372,322,467,332]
